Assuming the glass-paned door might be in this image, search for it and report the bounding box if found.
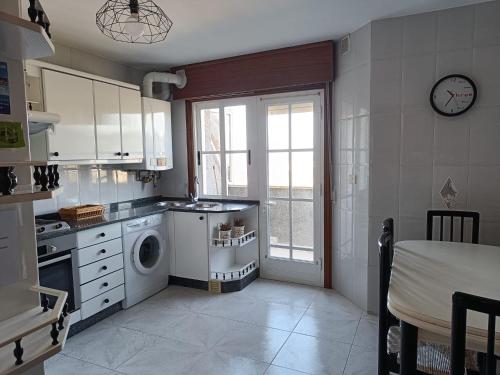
[258,92,324,286]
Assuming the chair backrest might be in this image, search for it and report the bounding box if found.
[426,210,480,244]
[378,218,395,375]
[450,292,500,375]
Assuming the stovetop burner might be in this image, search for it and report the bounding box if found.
[35,219,70,235]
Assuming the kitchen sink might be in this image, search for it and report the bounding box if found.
[154,201,190,207]
[192,202,219,209]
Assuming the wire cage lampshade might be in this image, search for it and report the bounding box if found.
[96,0,172,44]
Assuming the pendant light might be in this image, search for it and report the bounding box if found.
[96,0,173,44]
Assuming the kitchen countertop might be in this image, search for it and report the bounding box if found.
[36,196,259,241]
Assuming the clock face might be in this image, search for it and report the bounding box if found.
[430,75,477,116]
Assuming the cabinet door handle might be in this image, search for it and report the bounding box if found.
[99,232,106,237]
[102,265,108,271]
[124,152,130,156]
[116,152,122,156]
[102,282,109,287]
[100,249,106,254]
[199,216,204,220]
[53,152,59,157]
[104,299,110,304]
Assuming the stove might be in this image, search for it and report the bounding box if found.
[35,219,70,235]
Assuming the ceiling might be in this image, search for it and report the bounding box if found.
[40,0,488,71]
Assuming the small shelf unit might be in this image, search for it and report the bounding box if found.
[0,186,61,204]
[210,260,257,282]
[210,230,257,248]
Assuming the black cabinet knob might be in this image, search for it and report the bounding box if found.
[102,265,108,271]
[100,233,106,237]
[124,152,130,156]
[100,249,106,254]
[53,152,59,157]
[199,216,204,220]
[104,299,110,304]
[116,152,122,156]
[103,282,109,287]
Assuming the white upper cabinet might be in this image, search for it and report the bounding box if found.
[94,81,121,160]
[119,87,143,160]
[42,69,96,160]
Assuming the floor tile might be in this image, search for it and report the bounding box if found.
[203,293,307,331]
[265,365,310,374]
[353,318,378,349]
[309,290,363,320]
[343,345,378,375]
[294,308,359,344]
[117,335,206,375]
[146,285,216,312]
[243,279,320,308]
[272,333,351,375]
[63,321,151,369]
[187,350,269,375]
[214,321,290,363]
[45,354,120,375]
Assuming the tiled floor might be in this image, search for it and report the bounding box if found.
[45,279,378,375]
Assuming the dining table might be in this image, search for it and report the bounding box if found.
[387,240,500,375]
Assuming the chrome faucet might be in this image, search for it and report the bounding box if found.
[189,176,199,203]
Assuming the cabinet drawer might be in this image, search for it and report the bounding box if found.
[76,223,121,248]
[80,285,124,320]
[79,254,123,285]
[77,238,123,267]
[80,269,124,302]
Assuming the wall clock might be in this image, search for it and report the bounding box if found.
[430,74,477,116]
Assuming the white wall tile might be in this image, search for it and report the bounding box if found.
[33,198,58,215]
[469,166,500,222]
[401,110,434,166]
[371,17,403,60]
[369,163,400,218]
[354,116,370,165]
[339,165,354,211]
[436,49,473,78]
[78,167,100,205]
[354,63,371,117]
[353,260,368,310]
[366,264,379,314]
[56,168,79,209]
[399,165,433,217]
[474,1,500,47]
[437,6,474,52]
[403,12,437,57]
[479,221,500,246]
[370,58,401,114]
[469,107,500,165]
[353,214,369,264]
[473,46,500,107]
[99,168,118,204]
[351,23,371,66]
[339,118,354,165]
[402,54,436,110]
[370,113,401,167]
[354,165,369,215]
[434,115,470,165]
[116,170,134,202]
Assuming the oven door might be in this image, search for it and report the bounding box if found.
[38,249,79,312]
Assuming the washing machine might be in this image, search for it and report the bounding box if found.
[122,213,169,308]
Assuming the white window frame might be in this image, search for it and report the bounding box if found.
[193,97,258,199]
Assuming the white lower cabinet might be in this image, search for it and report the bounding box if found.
[173,212,209,281]
[80,286,125,320]
[76,223,125,320]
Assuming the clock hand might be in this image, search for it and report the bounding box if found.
[447,90,455,97]
[445,95,454,107]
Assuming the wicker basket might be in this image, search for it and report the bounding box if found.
[233,225,245,238]
[59,204,105,221]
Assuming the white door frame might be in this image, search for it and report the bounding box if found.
[256,90,324,287]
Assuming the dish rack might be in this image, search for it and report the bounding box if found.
[59,204,105,221]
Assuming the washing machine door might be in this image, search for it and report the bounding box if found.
[132,229,164,275]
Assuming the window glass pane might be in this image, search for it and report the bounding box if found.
[200,108,220,151]
[268,105,289,150]
[270,247,290,259]
[292,151,313,199]
[202,154,221,195]
[291,102,314,149]
[226,152,248,197]
[268,152,288,198]
[225,105,247,151]
[292,249,314,262]
[292,201,314,249]
[269,200,290,247]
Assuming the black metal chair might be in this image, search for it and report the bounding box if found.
[451,292,500,375]
[426,210,480,244]
[378,218,480,375]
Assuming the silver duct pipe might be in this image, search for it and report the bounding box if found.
[142,70,187,100]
